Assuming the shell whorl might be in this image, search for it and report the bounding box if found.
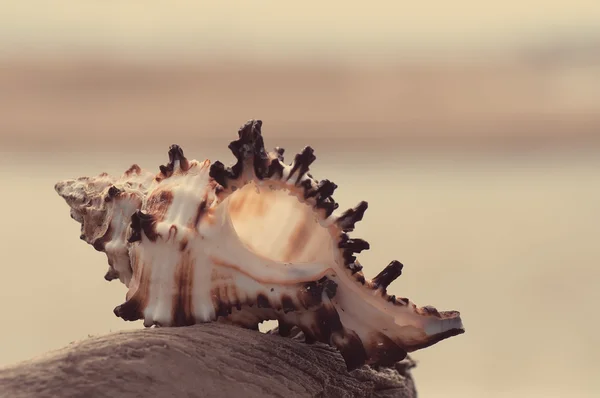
[55,119,465,371]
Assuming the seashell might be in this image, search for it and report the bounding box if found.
[55,119,464,370]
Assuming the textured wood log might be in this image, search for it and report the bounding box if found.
[0,323,417,398]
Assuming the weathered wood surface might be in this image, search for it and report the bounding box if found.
[0,323,417,398]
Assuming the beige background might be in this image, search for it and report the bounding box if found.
[1,2,599,397]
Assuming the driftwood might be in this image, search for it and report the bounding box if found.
[0,323,417,398]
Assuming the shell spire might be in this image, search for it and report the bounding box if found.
[55,119,465,371]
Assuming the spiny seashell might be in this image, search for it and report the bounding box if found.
[55,119,464,370]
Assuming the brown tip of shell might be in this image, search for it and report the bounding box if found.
[209,119,270,187]
[104,185,122,202]
[339,235,370,264]
[128,210,158,242]
[337,201,368,232]
[113,300,143,322]
[159,144,190,178]
[372,260,403,290]
[237,119,263,140]
[274,146,285,160]
[287,146,316,183]
[124,164,142,176]
[104,267,119,281]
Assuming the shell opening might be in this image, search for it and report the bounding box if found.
[225,181,334,265]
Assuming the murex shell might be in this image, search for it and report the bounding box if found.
[55,120,464,370]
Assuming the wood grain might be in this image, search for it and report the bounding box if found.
[0,323,417,398]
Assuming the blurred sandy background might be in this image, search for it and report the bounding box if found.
[1,1,599,397]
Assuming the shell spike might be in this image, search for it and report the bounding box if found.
[273,146,285,161]
[209,119,270,188]
[338,234,370,264]
[302,179,339,217]
[104,267,119,281]
[159,144,190,177]
[315,179,337,198]
[208,161,230,188]
[305,179,335,199]
[128,210,158,242]
[237,118,263,141]
[230,119,269,179]
[347,260,364,274]
[104,185,122,202]
[336,201,368,232]
[372,260,404,290]
[287,146,316,184]
[113,300,143,322]
[168,144,186,165]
